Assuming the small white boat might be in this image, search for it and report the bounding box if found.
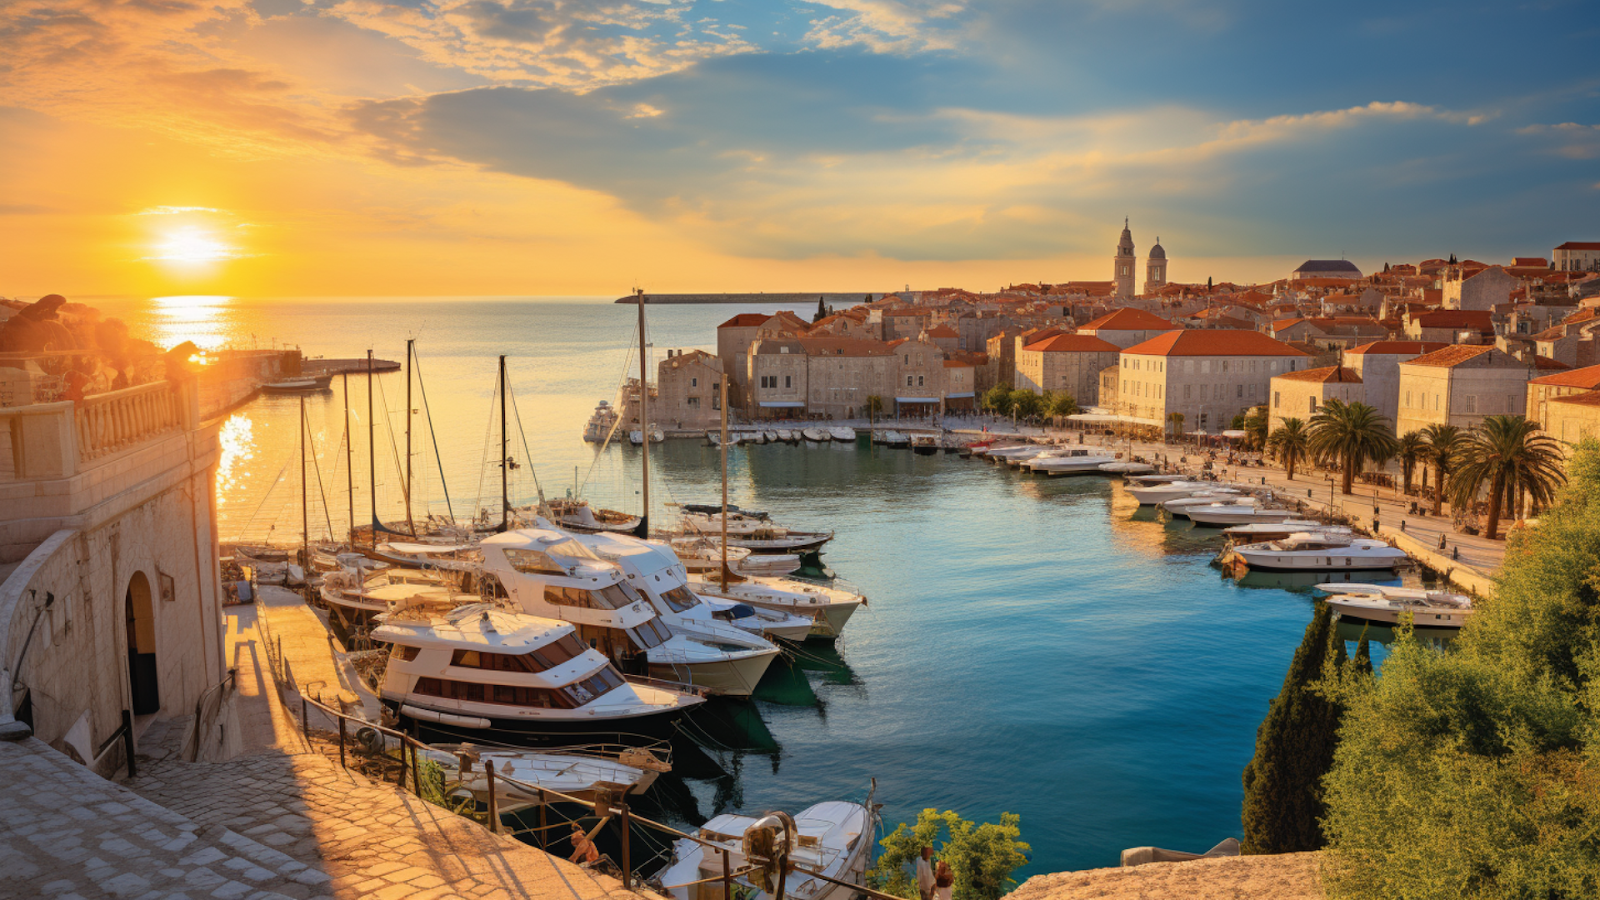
[1316,583,1475,628]
[802,428,829,443]
[630,427,665,445]
[689,574,864,639]
[425,745,667,812]
[776,429,796,443]
[1029,450,1119,475]
[828,427,856,442]
[1127,481,1218,505]
[1099,461,1156,475]
[764,430,781,443]
[1187,505,1297,527]
[1229,533,1410,572]
[911,434,939,455]
[544,499,642,534]
[1222,521,1351,542]
[1161,492,1250,516]
[658,799,877,900]
[1125,473,1190,485]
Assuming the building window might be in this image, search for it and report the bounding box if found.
[784,375,792,389]
[687,397,700,409]
[1274,391,1280,408]
[691,377,698,387]
[918,375,924,386]
[1237,384,1243,398]
[907,376,914,386]
[1186,384,1192,400]
[1465,395,1476,414]
[1309,397,1317,413]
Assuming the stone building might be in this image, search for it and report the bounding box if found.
[1542,393,1600,448]
[1343,340,1448,427]
[1291,260,1363,280]
[1114,220,1137,299]
[656,349,723,431]
[1394,345,1537,437]
[717,313,772,410]
[1531,308,1600,369]
[0,371,227,777]
[891,335,947,418]
[1117,330,1310,433]
[1268,365,1365,432]
[1442,265,1517,311]
[1525,364,1600,435]
[746,337,810,417]
[1404,309,1495,343]
[1013,333,1120,405]
[1078,307,1179,349]
[1553,241,1600,273]
[794,337,897,420]
[1143,239,1168,295]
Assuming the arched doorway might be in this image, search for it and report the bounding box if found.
[125,572,160,715]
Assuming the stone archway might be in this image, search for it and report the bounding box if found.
[125,571,160,715]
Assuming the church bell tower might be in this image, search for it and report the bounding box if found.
[1114,219,1136,298]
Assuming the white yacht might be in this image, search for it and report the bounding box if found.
[1125,473,1189,485]
[689,573,864,640]
[578,531,814,646]
[1127,481,1237,506]
[319,567,463,626]
[987,444,1046,463]
[583,401,620,444]
[802,428,830,443]
[679,511,834,553]
[373,603,703,746]
[1028,449,1118,475]
[479,529,778,697]
[424,744,666,814]
[658,800,876,900]
[1186,505,1297,527]
[1316,583,1475,628]
[1229,533,1410,572]
[1161,492,1251,517]
[543,498,642,535]
[1222,520,1350,542]
[828,427,856,442]
[1099,461,1156,475]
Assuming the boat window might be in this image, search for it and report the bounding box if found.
[526,633,588,670]
[502,548,567,576]
[660,585,700,613]
[450,649,547,673]
[544,584,632,610]
[390,644,421,662]
[562,666,625,705]
[627,616,672,649]
[413,676,580,709]
[545,539,603,562]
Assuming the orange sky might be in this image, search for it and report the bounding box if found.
[2,1,1588,300]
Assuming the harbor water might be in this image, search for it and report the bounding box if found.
[96,295,1409,877]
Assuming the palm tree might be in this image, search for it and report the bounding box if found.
[864,395,884,424]
[1420,423,1466,516]
[1307,400,1398,495]
[1397,431,1425,495]
[1268,418,1311,481]
[1446,416,1566,540]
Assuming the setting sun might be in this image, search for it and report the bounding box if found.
[148,227,236,263]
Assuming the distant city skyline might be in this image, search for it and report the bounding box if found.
[2,0,1595,297]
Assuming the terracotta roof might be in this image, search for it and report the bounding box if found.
[883,308,932,318]
[1555,242,1600,251]
[1022,333,1121,354]
[925,324,959,338]
[1513,258,1548,267]
[794,337,894,357]
[1551,391,1600,408]
[1412,310,1494,330]
[1346,340,1450,356]
[1122,330,1307,358]
[1274,365,1363,384]
[719,313,771,328]
[1402,345,1498,368]
[1536,356,1570,370]
[1271,318,1305,331]
[1081,308,1178,331]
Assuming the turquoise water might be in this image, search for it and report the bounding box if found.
[92,295,1397,875]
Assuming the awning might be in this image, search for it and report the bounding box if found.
[1066,412,1163,427]
[1221,429,1249,439]
[946,392,975,399]
[896,397,941,403]
[758,401,805,408]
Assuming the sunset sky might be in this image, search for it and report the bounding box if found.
[3,0,1596,298]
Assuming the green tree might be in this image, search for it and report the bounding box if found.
[1267,417,1311,480]
[1166,411,1185,439]
[814,296,828,323]
[1009,389,1043,421]
[1243,406,1270,451]
[1446,415,1566,540]
[1240,602,1349,854]
[1320,439,1600,900]
[981,384,1014,416]
[870,809,1030,900]
[1420,422,1466,516]
[865,395,885,423]
[1397,430,1425,495]
[1047,392,1079,421]
[1308,399,1397,495]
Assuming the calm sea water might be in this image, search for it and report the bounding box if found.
[94,295,1396,876]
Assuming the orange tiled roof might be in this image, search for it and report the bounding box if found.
[719,313,771,329]
[1274,365,1363,384]
[925,324,959,338]
[1023,333,1121,353]
[1402,345,1498,368]
[1551,391,1600,408]
[795,337,894,357]
[1123,330,1307,358]
[1081,307,1178,331]
[1346,340,1450,356]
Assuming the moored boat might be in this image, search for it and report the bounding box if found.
[828,427,856,442]
[658,799,877,900]
[1227,532,1410,572]
[1316,582,1475,628]
[584,401,620,443]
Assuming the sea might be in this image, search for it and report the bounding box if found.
[92,294,1420,878]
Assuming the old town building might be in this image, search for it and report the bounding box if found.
[1394,345,1538,437]
[1268,365,1365,432]
[1116,330,1309,433]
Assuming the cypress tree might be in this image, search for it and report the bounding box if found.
[815,296,828,322]
[1240,602,1348,854]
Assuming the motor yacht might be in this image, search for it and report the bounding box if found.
[1186,505,1297,527]
[678,512,833,554]
[1029,449,1119,475]
[1228,533,1410,572]
[577,531,811,649]
[1222,521,1351,543]
[828,427,856,442]
[1160,492,1251,517]
[688,573,864,640]
[583,401,620,444]
[1315,583,1475,628]
[1127,481,1237,506]
[985,444,1045,463]
[658,799,877,900]
[480,529,779,696]
[1125,473,1190,485]
[1099,461,1156,475]
[374,603,703,746]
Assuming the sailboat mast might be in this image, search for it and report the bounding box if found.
[720,376,729,591]
[366,349,377,546]
[343,372,353,545]
[405,339,415,536]
[499,355,509,533]
[299,395,309,588]
[637,288,650,535]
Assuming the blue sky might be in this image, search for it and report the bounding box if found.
[2,0,1597,292]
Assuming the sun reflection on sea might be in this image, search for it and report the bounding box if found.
[216,414,255,520]
[150,295,237,350]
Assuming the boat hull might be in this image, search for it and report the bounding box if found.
[383,698,688,748]
[649,651,777,698]
[1327,601,1470,628]
[1231,552,1404,572]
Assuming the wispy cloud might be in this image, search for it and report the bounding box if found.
[137,206,224,216]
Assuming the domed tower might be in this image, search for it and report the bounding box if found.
[1114,218,1136,298]
[1144,237,1168,295]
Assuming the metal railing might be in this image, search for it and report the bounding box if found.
[185,667,238,762]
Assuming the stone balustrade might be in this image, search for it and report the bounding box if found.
[74,382,181,462]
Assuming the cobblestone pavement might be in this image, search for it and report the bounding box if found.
[0,735,333,900]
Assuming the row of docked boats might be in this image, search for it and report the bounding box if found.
[967,439,1157,477]
[708,426,857,446]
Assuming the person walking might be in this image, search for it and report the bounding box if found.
[916,847,936,900]
[934,860,954,900]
